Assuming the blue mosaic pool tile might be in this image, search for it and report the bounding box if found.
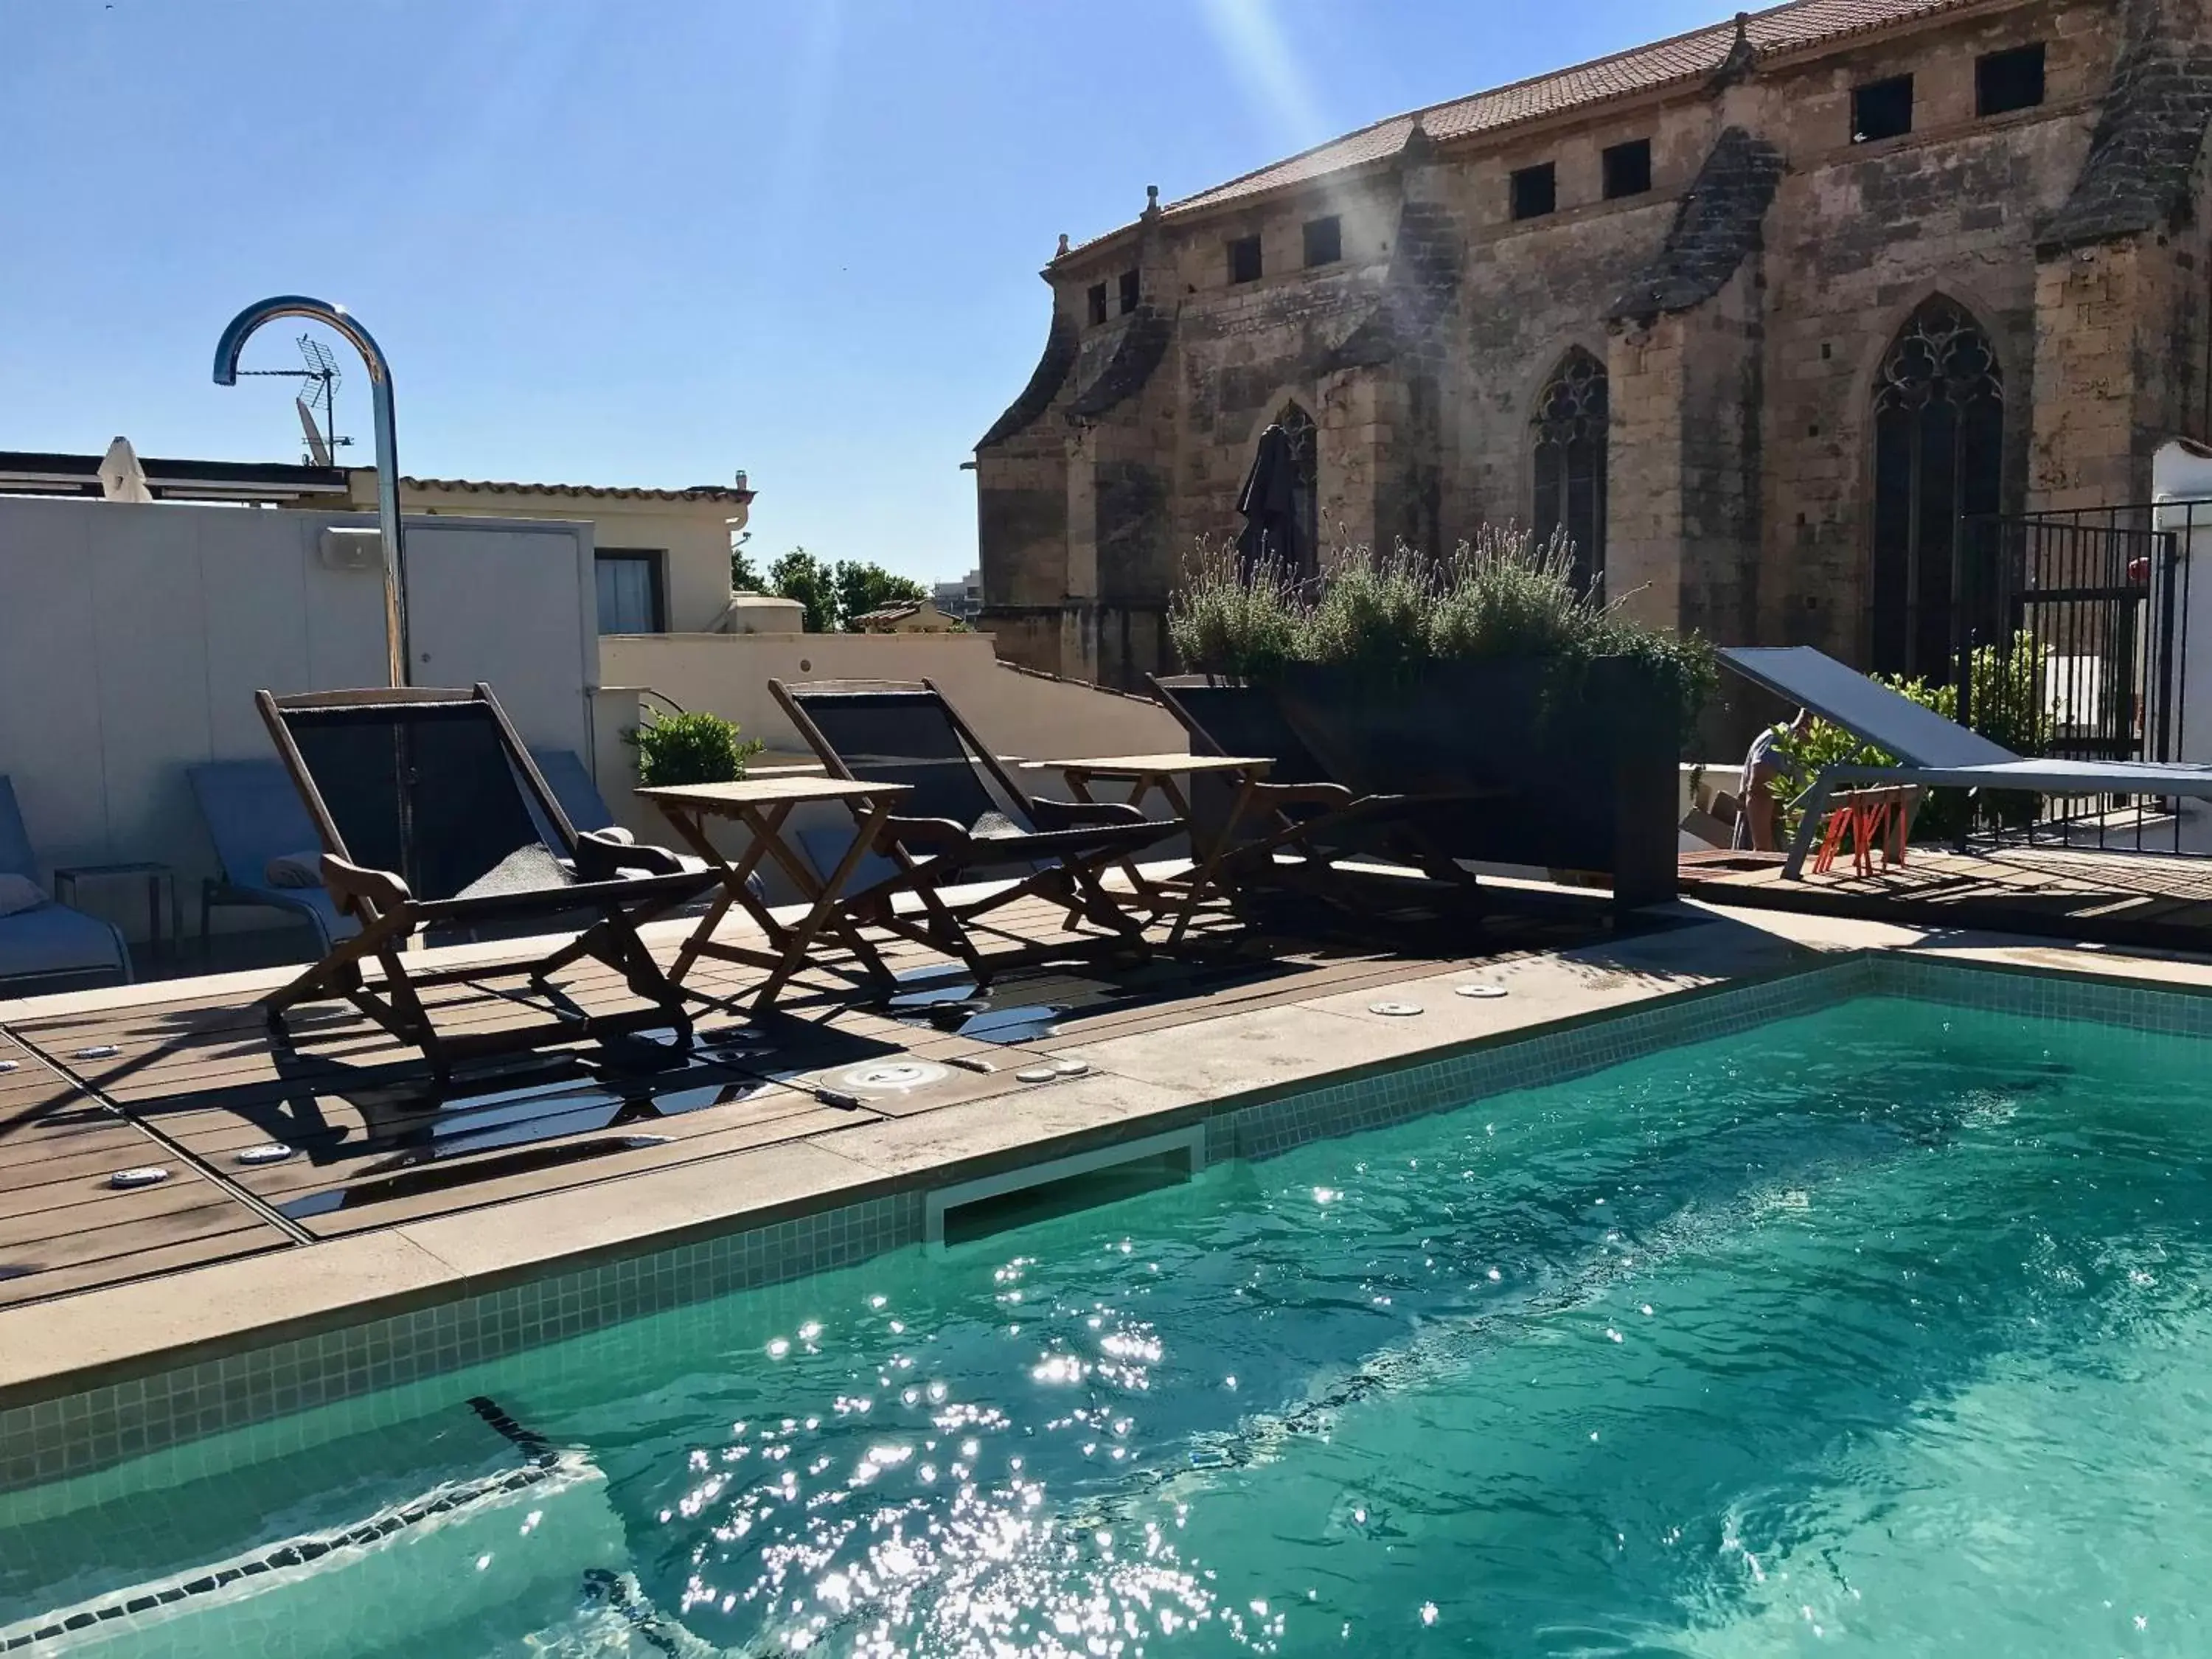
[1207,958,1871,1164]
[0,1187,925,1516]
[1870,952,2212,1035]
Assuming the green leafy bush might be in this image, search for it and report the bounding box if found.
[627,709,765,788]
[1166,525,1717,743]
[769,548,838,633]
[1770,631,2051,841]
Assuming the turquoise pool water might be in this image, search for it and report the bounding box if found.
[9,992,2212,1656]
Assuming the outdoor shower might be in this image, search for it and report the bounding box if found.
[213,296,411,686]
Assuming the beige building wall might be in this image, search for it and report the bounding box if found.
[593,633,1190,888]
[339,471,751,633]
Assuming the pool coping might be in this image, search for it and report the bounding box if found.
[13,915,2212,1496]
[0,945,1822,1406]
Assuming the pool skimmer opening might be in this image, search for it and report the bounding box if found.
[925,1125,1207,1247]
[1456,984,1509,1000]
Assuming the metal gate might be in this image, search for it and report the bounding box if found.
[1955,501,2202,843]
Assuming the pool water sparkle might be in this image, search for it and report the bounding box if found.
[8,992,2211,1657]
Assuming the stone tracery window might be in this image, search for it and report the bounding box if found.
[1531,349,1608,594]
[1869,296,2004,678]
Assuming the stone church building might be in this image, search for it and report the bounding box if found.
[973,0,2212,691]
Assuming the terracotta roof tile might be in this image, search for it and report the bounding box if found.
[400,476,754,504]
[1148,0,1975,223]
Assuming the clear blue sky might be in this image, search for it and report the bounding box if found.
[3,1,1725,583]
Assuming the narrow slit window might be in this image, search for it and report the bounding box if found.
[1852,74,1914,143]
[1228,234,1263,284]
[1976,44,2045,116]
[1086,282,1107,327]
[1601,139,1652,200]
[1511,161,1557,220]
[1119,269,1141,314]
[1302,215,1342,267]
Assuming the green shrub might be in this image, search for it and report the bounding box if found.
[1165,539,1304,680]
[1770,631,2050,841]
[1427,524,1592,662]
[626,709,765,788]
[1301,542,1436,682]
[1166,523,1717,745]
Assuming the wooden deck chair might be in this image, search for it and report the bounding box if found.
[1147,674,1498,929]
[256,684,720,1078]
[769,679,1178,985]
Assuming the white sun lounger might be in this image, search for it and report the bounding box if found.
[1719,647,2212,879]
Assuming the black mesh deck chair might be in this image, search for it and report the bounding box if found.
[255,684,720,1077]
[769,678,1177,984]
[1148,674,1496,931]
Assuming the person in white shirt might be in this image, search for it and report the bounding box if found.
[1733,708,1813,850]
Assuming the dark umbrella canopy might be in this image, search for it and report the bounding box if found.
[1234,423,1303,577]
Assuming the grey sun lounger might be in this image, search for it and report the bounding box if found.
[1720,646,2212,879]
[191,760,358,950]
[0,777,131,993]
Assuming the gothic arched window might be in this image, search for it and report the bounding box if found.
[1531,349,1608,594]
[1870,296,2004,678]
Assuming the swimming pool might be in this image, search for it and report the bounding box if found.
[7,973,2212,1655]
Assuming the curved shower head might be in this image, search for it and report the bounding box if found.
[213,294,409,684]
[213,295,393,389]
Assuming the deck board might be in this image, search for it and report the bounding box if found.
[1679,844,2212,947]
[0,1037,294,1305]
[0,870,1637,1308]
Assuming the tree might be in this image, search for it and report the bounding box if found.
[729,530,762,594]
[769,548,837,633]
[833,560,928,629]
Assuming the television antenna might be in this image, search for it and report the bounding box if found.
[236,333,353,465]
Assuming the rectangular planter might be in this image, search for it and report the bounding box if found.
[1269,657,1680,912]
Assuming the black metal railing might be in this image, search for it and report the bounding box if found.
[1954,501,2206,850]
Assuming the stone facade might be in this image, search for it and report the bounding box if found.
[974,0,2212,698]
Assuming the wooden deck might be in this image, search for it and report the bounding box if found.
[0,876,1640,1311]
[0,1033,291,1305]
[1680,843,2212,945]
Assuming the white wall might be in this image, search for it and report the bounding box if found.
[598,630,1183,762]
[595,632,1192,903]
[0,496,599,936]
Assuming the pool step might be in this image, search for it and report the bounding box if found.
[1,1419,625,1658]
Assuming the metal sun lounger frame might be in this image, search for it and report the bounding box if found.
[769,678,1178,987]
[1719,645,2212,880]
[256,684,720,1078]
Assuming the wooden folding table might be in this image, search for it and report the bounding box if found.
[640,776,911,1009]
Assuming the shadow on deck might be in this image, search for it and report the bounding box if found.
[0,873,1659,1310]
